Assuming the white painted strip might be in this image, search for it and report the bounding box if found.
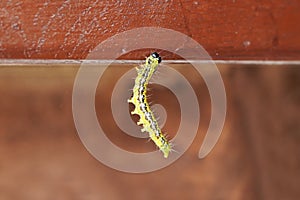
[0,59,300,65]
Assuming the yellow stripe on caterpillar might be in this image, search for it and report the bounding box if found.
[128,52,171,158]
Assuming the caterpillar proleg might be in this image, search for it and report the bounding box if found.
[128,52,171,158]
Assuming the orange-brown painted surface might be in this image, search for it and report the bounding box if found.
[1,0,300,199]
[0,64,299,199]
[0,0,300,60]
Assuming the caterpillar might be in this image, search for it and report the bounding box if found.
[128,52,172,158]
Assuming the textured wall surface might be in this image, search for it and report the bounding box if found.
[0,0,300,59]
[1,1,299,199]
[0,64,299,200]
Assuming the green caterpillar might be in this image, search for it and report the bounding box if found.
[128,52,171,158]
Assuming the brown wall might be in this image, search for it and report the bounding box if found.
[1,1,300,199]
[0,64,299,199]
[1,0,300,60]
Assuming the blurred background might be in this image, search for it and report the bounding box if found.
[1,0,300,200]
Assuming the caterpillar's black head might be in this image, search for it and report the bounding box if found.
[151,52,162,63]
